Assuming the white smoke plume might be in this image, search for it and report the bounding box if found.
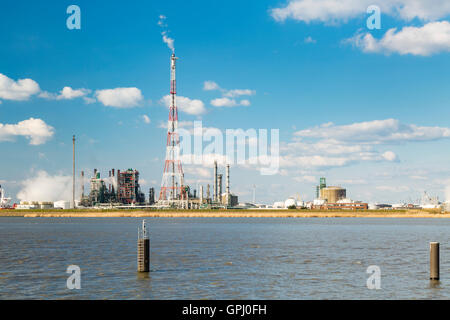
[158,15,175,52]
[17,171,79,202]
[445,185,450,203]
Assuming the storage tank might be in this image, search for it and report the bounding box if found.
[320,186,346,203]
[284,198,296,208]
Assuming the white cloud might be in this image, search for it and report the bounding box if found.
[183,167,211,178]
[160,95,206,115]
[223,89,256,98]
[203,81,220,91]
[382,151,398,162]
[142,115,151,124]
[347,21,450,56]
[376,185,410,192]
[210,97,251,107]
[95,87,143,108]
[304,36,317,44]
[293,175,316,183]
[17,171,77,201]
[0,73,40,101]
[294,119,450,143]
[58,86,90,100]
[39,86,91,100]
[0,118,54,145]
[271,0,450,23]
[203,80,255,107]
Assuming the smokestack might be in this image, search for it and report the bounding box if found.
[94,168,97,178]
[206,184,210,200]
[81,171,85,199]
[218,174,223,204]
[226,164,230,195]
[214,161,218,202]
[109,170,112,192]
[72,135,75,209]
[200,185,203,203]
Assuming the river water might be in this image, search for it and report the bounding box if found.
[0,217,449,299]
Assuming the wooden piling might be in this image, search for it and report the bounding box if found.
[430,242,439,280]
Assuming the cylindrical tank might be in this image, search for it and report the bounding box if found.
[320,186,346,203]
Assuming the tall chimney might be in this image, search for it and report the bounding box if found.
[81,171,85,199]
[200,185,204,203]
[72,135,75,209]
[226,164,230,194]
[213,161,218,202]
[218,174,223,204]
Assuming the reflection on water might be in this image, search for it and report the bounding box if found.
[0,217,449,299]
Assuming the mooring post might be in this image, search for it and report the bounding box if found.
[138,220,150,273]
[430,242,439,280]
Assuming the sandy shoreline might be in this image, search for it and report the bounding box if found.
[0,209,449,218]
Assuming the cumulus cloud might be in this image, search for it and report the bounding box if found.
[347,21,450,56]
[0,118,54,145]
[277,119,449,171]
[39,86,91,100]
[223,89,256,98]
[0,73,40,101]
[204,81,255,107]
[270,0,450,23]
[294,119,450,144]
[95,87,143,108]
[160,95,206,115]
[203,81,220,91]
[210,97,251,107]
[141,114,151,124]
[183,167,211,178]
[17,171,77,201]
[382,151,398,162]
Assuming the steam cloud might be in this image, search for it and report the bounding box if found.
[17,171,79,202]
[445,185,450,203]
[158,15,175,52]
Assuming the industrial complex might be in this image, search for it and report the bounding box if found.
[2,52,450,213]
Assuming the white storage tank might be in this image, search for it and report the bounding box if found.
[54,200,70,209]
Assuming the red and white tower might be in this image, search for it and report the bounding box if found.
[159,53,185,202]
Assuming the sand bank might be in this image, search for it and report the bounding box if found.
[0,209,448,218]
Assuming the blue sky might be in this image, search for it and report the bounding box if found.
[1,0,450,204]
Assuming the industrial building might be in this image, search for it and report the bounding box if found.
[312,177,368,210]
[80,168,146,207]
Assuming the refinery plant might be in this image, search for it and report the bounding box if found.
[3,51,450,213]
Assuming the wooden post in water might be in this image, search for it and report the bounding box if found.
[138,220,150,273]
[430,242,439,280]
